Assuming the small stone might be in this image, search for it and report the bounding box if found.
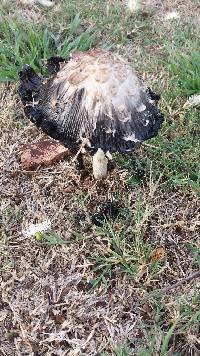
[20,139,71,169]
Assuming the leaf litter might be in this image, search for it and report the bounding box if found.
[0,86,199,354]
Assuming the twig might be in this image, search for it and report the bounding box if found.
[142,142,158,149]
[160,270,200,293]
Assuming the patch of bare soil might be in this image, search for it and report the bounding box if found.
[0,86,199,355]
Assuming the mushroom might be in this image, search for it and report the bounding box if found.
[19,49,164,179]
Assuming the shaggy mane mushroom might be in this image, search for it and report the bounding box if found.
[19,48,164,179]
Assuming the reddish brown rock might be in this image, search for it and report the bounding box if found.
[20,139,71,169]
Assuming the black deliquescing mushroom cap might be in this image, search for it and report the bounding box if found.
[19,49,164,153]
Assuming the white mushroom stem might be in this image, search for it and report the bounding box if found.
[92,148,108,180]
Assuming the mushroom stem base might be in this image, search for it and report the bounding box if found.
[92,148,108,180]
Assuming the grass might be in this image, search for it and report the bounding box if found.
[50,0,153,47]
[0,233,13,272]
[0,206,21,271]
[144,111,199,192]
[169,50,200,96]
[138,292,200,356]
[0,0,200,355]
[166,24,200,97]
[118,117,200,193]
[88,195,165,290]
[141,34,200,193]
[112,22,200,195]
[0,10,94,81]
[35,230,69,245]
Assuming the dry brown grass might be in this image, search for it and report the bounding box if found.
[2,0,46,23]
[0,87,199,355]
[0,1,200,354]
